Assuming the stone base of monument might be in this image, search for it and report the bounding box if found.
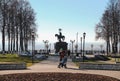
[55,42,68,53]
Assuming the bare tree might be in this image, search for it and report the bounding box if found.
[95,0,120,55]
[0,0,37,53]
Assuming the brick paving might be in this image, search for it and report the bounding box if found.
[0,56,120,80]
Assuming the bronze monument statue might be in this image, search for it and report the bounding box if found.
[55,28,65,42]
[54,28,68,53]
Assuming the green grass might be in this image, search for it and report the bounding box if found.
[0,54,41,67]
[73,57,112,67]
[74,61,108,67]
[108,57,120,62]
[74,57,120,67]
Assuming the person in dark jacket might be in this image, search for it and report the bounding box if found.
[58,49,65,68]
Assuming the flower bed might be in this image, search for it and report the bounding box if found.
[0,73,119,81]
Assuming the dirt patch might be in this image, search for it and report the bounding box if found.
[0,73,119,81]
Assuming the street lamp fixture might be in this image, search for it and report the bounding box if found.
[83,32,86,62]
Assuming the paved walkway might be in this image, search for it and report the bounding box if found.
[0,56,120,80]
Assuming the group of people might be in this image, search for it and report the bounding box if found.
[58,49,70,68]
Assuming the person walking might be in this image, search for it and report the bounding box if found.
[61,50,68,68]
[58,48,65,68]
[58,49,68,68]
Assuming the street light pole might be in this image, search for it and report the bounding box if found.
[43,40,49,54]
[49,43,51,54]
[70,40,75,57]
[83,32,86,62]
[76,32,78,54]
[100,44,103,53]
[32,31,35,64]
[91,44,93,54]
[80,37,82,57]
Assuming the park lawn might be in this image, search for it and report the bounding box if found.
[0,54,40,67]
[73,58,112,67]
[74,61,107,67]
[73,55,120,67]
[108,57,120,62]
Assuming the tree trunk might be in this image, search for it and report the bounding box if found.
[16,27,18,52]
[108,40,111,54]
[2,1,6,54]
[8,27,10,54]
[11,37,13,54]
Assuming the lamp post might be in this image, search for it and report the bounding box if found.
[46,44,49,54]
[32,31,35,64]
[76,32,78,55]
[100,44,103,54]
[70,40,75,57]
[43,40,49,54]
[80,37,82,57]
[83,32,86,62]
[91,44,93,54]
[49,43,51,54]
[75,44,78,56]
[69,43,71,51]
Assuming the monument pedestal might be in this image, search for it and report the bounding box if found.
[55,42,68,53]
